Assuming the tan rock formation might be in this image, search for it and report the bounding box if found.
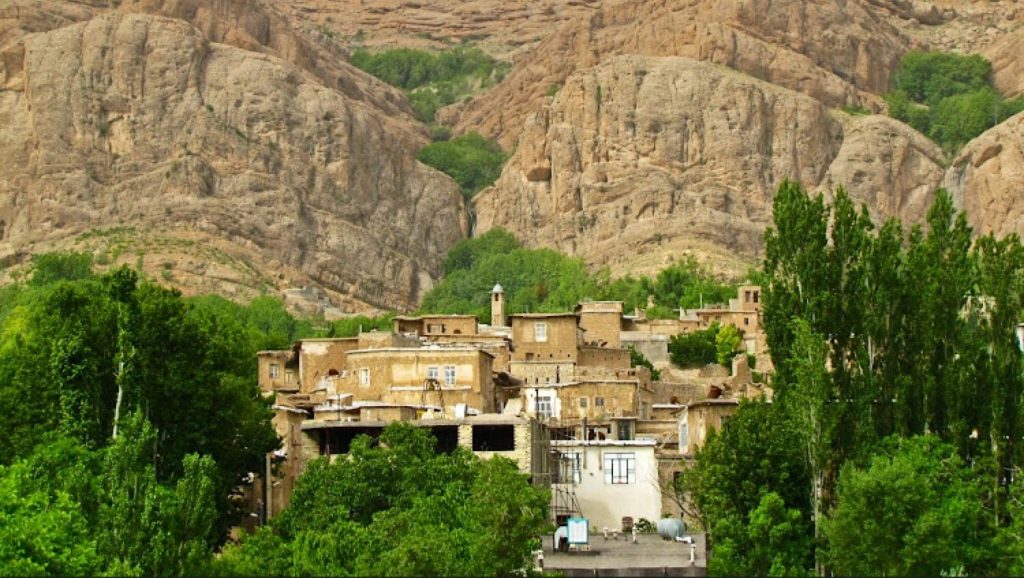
[275,0,602,59]
[984,28,1024,98]
[822,113,946,225]
[943,111,1024,240]
[0,12,467,310]
[474,56,947,273]
[450,0,912,149]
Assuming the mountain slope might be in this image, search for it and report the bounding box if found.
[0,8,467,310]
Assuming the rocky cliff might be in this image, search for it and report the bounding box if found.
[944,111,1024,241]
[454,0,1023,276]
[4,0,1024,303]
[473,56,946,276]
[447,0,915,149]
[0,7,467,310]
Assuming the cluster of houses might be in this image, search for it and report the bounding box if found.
[253,284,770,533]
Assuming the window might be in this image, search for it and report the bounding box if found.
[535,322,548,342]
[562,451,582,484]
[285,369,294,384]
[269,363,280,379]
[604,452,636,484]
[359,368,369,386]
[579,397,588,409]
[595,397,605,408]
[753,291,760,303]
[537,395,553,420]
[618,421,633,441]
[472,425,515,451]
[428,323,445,334]
[444,366,456,386]
[427,366,439,381]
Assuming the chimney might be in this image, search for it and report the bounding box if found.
[491,283,505,327]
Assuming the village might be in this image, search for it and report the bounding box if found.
[252,283,770,573]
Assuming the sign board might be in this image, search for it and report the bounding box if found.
[567,517,589,545]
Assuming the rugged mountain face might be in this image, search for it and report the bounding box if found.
[448,0,915,149]
[473,56,946,276]
[455,0,1023,276]
[0,7,467,311]
[3,0,1023,304]
[275,0,602,59]
[944,111,1024,241]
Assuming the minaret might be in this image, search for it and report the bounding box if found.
[491,283,505,327]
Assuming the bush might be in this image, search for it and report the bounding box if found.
[892,52,991,105]
[635,518,656,533]
[885,51,1024,151]
[715,324,742,367]
[350,46,505,122]
[423,230,744,323]
[628,346,661,381]
[29,252,94,286]
[642,256,737,313]
[417,132,507,200]
[929,88,1024,149]
[669,324,720,368]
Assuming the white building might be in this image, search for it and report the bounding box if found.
[551,439,662,532]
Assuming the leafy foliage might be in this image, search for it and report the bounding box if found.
[0,263,279,539]
[28,251,95,286]
[0,413,221,576]
[884,51,1024,151]
[423,229,739,325]
[714,324,742,367]
[216,423,549,577]
[416,132,507,200]
[668,324,719,368]
[326,312,395,337]
[628,346,661,381]
[679,400,812,575]
[350,46,508,122]
[643,255,737,312]
[681,181,1024,575]
[824,436,993,576]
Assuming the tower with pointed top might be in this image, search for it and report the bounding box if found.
[491,283,505,327]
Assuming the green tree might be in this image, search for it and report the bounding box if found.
[0,459,103,577]
[680,400,811,576]
[710,492,813,577]
[885,51,1024,151]
[668,324,719,368]
[0,263,278,540]
[417,132,507,200]
[29,251,94,286]
[824,436,993,576]
[225,423,548,577]
[349,46,507,123]
[715,324,742,367]
[628,345,661,381]
[643,256,736,312]
[782,320,834,573]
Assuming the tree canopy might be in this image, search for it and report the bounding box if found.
[684,181,1024,576]
[0,261,280,542]
[421,228,740,322]
[884,51,1024,151]
[215,423,549,577]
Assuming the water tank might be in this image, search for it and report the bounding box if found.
[657,517,686,541]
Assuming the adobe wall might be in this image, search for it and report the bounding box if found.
[578,346,631,369]
[258,350,296,393]
[511,316,579,362]
[579,308,622,348]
